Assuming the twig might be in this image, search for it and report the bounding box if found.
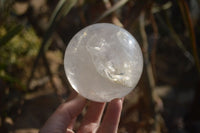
[164,12,194,64]
[139,11,155,123]
[27,0,78,89]
[94,0,129,23]
[102,0,123,27]
[178,0,200,74]
[140,12,155,89]
[154,12,194,64]
[149,10,159,84]
[151,1,172,14]
[42,52,58,91]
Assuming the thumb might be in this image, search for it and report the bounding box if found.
[40,95,86,133]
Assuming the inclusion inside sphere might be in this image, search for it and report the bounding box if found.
[64,23,143,102]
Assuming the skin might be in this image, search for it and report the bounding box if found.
[40,95,123,133]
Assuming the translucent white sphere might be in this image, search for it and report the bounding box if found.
[64,23,143,102]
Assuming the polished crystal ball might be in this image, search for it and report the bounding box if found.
[64,23,143,102]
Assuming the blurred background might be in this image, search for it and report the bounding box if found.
[0,0,200,132]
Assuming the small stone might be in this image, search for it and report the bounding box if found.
[64,23,143,102]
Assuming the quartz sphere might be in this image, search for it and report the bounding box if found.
[64,23,143,102]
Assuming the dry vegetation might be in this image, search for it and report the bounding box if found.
[0,0,200,133]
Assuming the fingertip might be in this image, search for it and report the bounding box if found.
[66,128,75,133]
[66,94,86,106]
[110,98,124,107]
[74,94,86,102]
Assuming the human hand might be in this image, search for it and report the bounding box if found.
[40,95,123,133]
